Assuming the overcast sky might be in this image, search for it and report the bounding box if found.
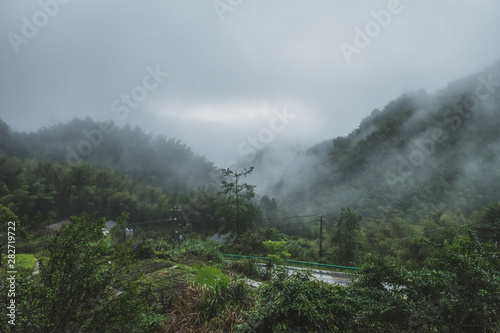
[1,0,500,167]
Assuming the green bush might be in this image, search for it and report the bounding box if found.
[163,265,254,332]
[226,256,263,280]
[347,231,500,332]
[199,275,253,323]
[132,239,156,260]
[264,240,291,266]
[195,264,229,287]
[0,214,159,333]
[231,229,266,255]
[245,267,349,332]
[180,238,223,263]
[287,238,318,262]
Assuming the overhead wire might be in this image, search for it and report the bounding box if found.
[128,214,322,226]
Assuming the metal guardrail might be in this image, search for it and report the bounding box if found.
[223,254,361,271]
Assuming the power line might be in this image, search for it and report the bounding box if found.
[128,214,320,226]
[261,214,319,221]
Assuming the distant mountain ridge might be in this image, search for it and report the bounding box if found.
[267,60,500,221]
[0,117,216,193]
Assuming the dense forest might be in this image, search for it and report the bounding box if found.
[0,117,227,226]
[1,62,499,332]
[0,117,216,194]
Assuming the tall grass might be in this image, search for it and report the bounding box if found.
[1,253,37,277]
[170,238,223,263]
[160,264,254,331]
[194,264,229,286]
[194,265,253,321]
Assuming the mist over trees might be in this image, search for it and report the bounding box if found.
[0,118,226,228]
[1,117,216,194]
[264,61,500,223]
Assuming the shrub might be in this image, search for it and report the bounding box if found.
[0,214,158,333]
[195,264,229,287]
[287,238,318,262]
[226,256,263,279]
[180,238,223,263]
[245,267,349,332]
[347,231,500,332]
[231,229,266,255]
[162,268,254,332]
[264,240,291,266]
[132,239,156,259]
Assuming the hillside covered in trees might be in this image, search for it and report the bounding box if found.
[0,117,216,194]
[268,61,500,223]
[0,117,226,223]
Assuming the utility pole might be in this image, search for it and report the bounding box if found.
[319,215,325,263]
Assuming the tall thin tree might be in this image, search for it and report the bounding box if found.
[219,167,256,237]
[334,208,361,266]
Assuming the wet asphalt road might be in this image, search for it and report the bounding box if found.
[247,264,356,287]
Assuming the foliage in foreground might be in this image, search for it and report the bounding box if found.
[347,231,500,332]
[239,231,499,333]
[161,265,254,333]
[243,267,348,332]
[0,214,164,333]
[1,210,498,332]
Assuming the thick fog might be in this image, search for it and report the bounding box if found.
[261,61,500,218]
[1,0,500,170]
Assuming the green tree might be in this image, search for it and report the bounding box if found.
[245,267,349,332]
[424,231,500,331]
[0,213,159,332]
[0,204,19,267]
[231,229,266,255]
[218,167,257,237]
[0,204,19,226]
[347,230,500,332]
[333,208,361,266]
[264,240,291,265]
[472,201,500,242]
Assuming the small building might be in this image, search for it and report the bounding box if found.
[102,220,133,237]
[102,220,117,236]
[47,220,71,233]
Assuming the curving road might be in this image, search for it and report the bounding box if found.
[247,264,356,287]
[286,266,355,286]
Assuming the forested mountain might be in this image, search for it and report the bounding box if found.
[0,117,216,193]
[268,61,500,222]
[0,118,224,223]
